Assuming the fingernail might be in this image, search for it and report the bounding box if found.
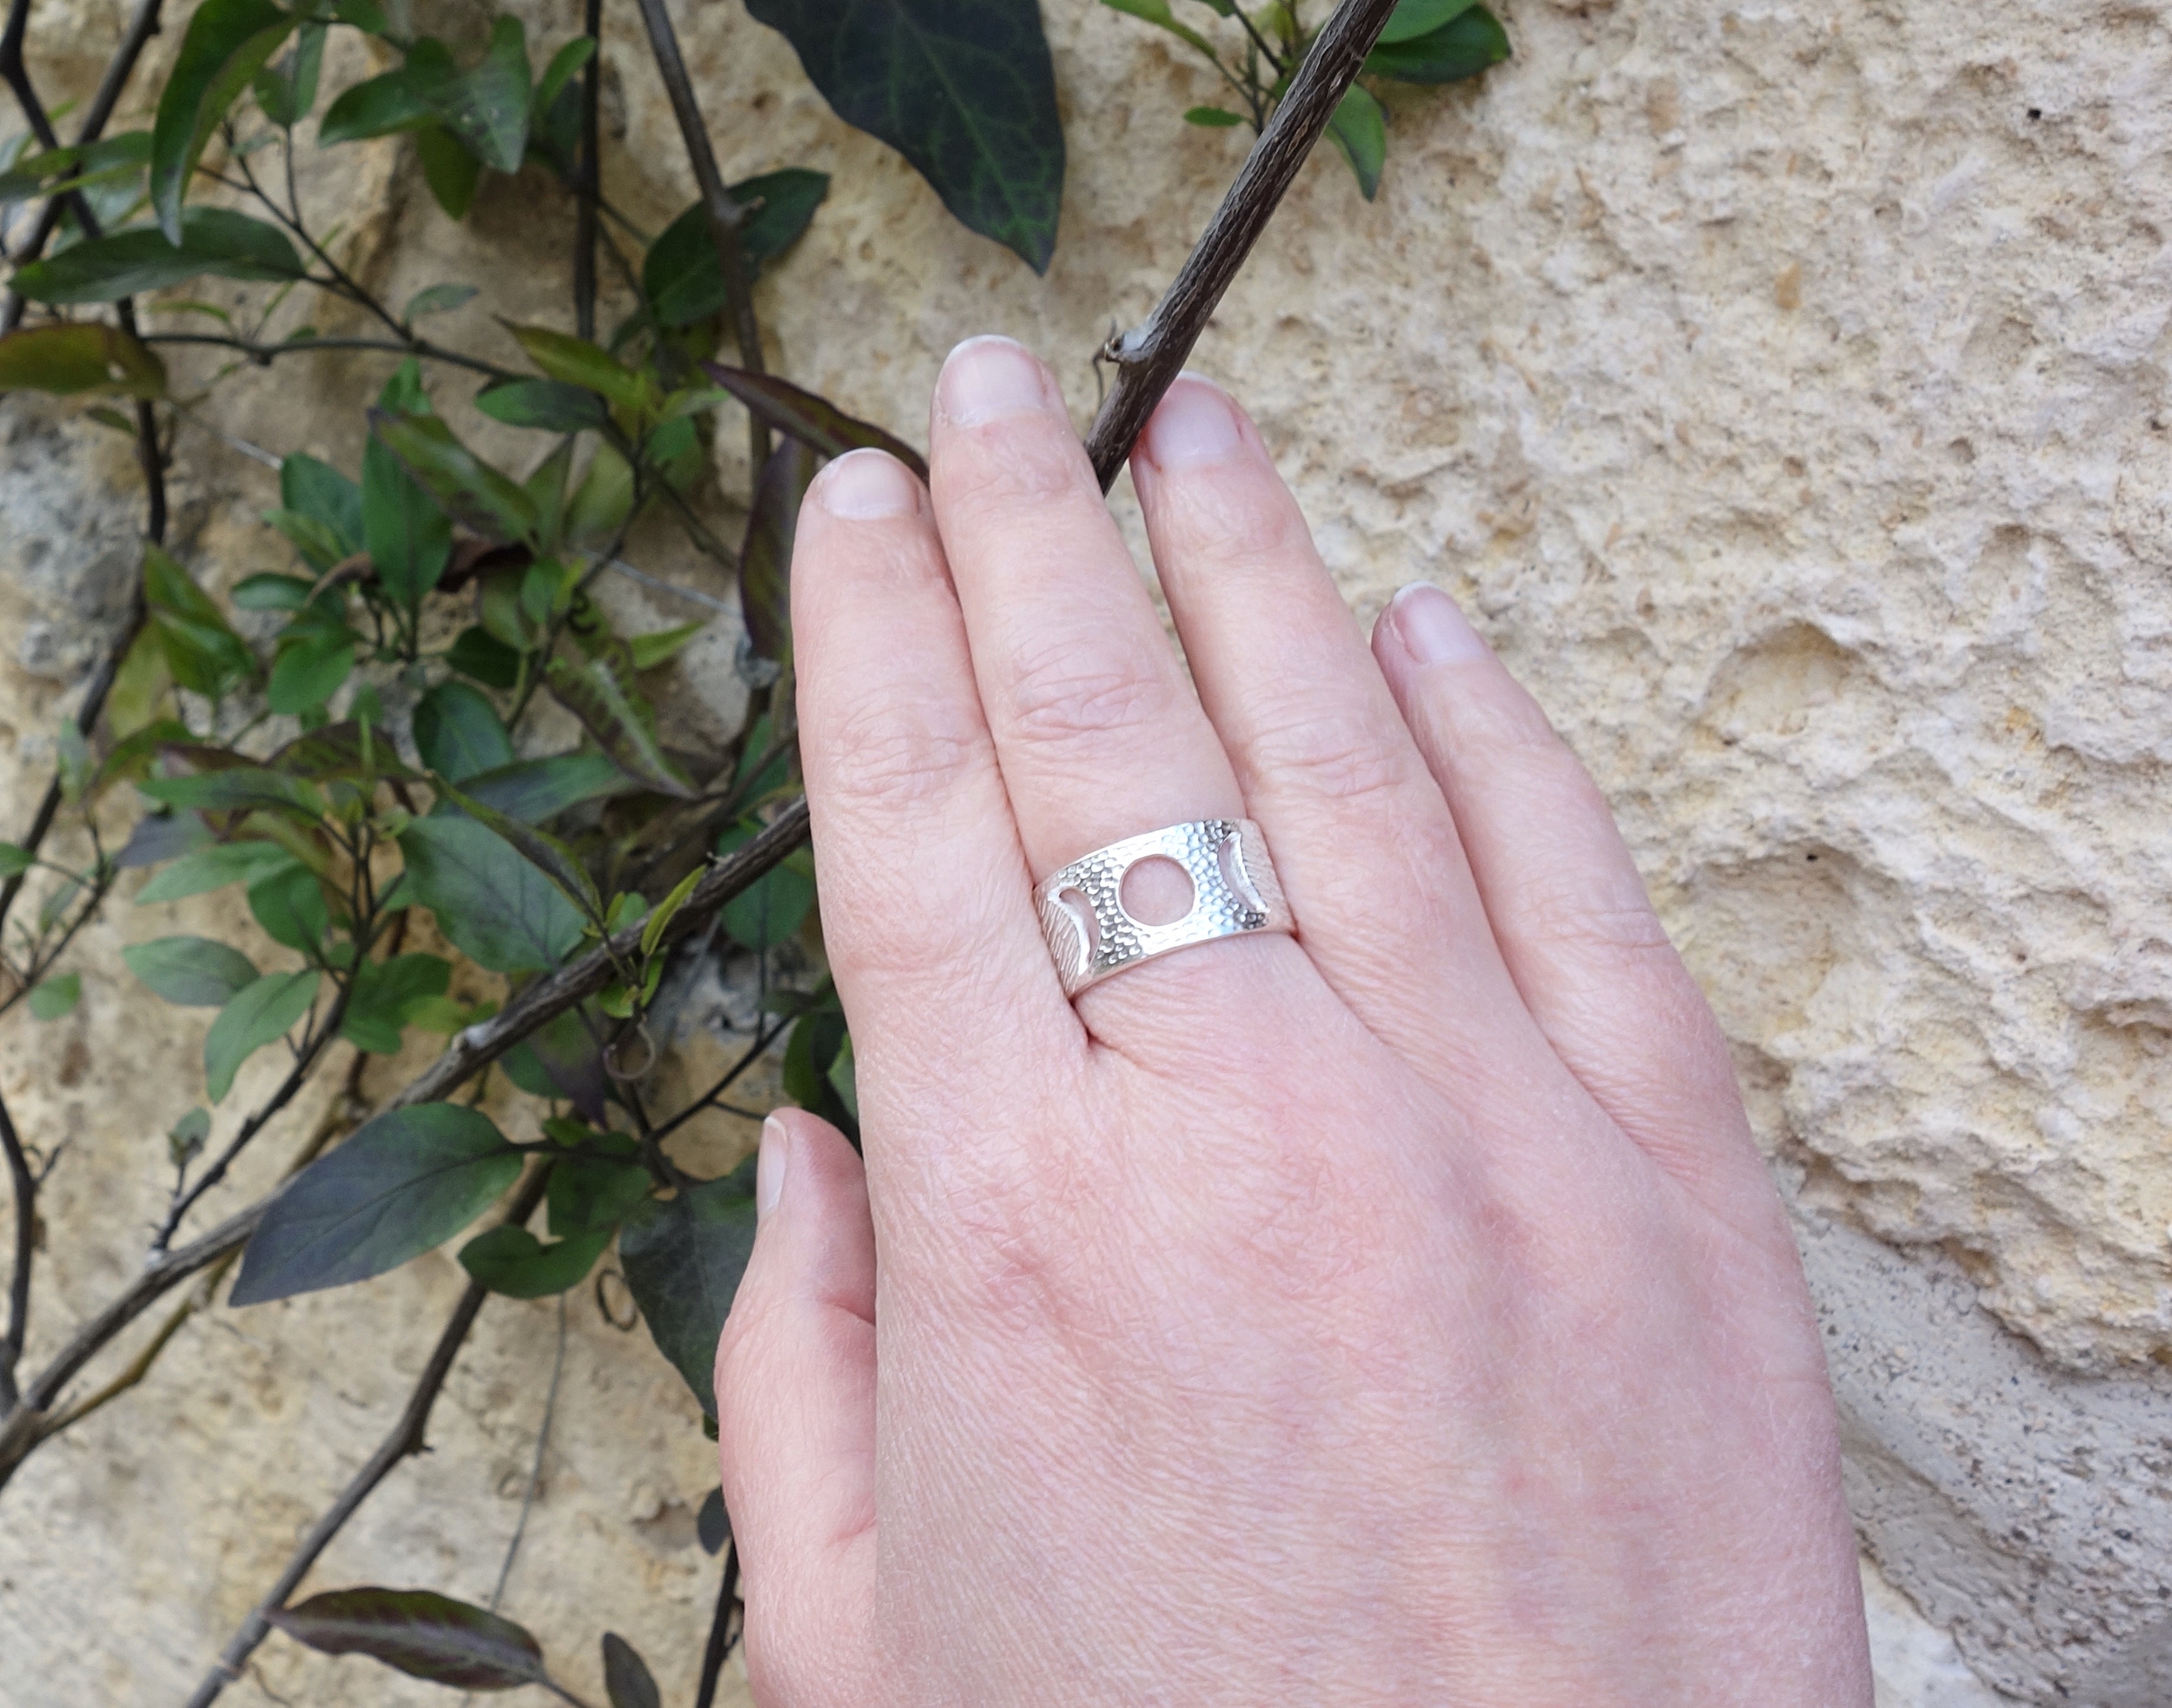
[757,1115,788,1220]
[1142,374,1241,468]
[818,448,919,519]
[938,334,1050,426]
[1390,582,1490,665]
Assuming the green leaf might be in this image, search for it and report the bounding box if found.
[1328,84,1386,201]
[341,951,453,1053]
[739,436,818,662]
[231,1102,520,1301]
[143,544,259,698]
[699,365,925,475]
[641,169,831,327]
[445,626,522,690]
[1364,2,1508,83]
[473,376,606,432]
[1099,0,1215,58]
[502,1006,607,1121]
[233,573,320,612]
[640,865,705,958]
[267,628,355,713]
[408,18,532,174]
[281,453,365,556]
[1182,105,1246,127]
[602,1633,662,1708]
[169,1107,212,1168]
[533,35,595,118]
[414,682,513,781]
[369,409,539,544]
[414,121,482,217]
[0,131,150,206]
[0,842,30,877]
[619,1171,758,1419]
[318,68,433,144]
[205,969,321,1102]
[247,862,330,955]
[136,838,300,903]
[255,21,328,126]
[138,764,327,819]
[1377,0,1478,43]
[563,440,634,548]
[827,1029,858,1119]
[362,361,453,609]
[503,322,646,409]
[266,1588,544,1688]
[403,281,477,321]
[28,973,82,1022]
[396,813,586,971]
[626,621,705,672]
[745,0,1063,271]
[263,1591,540,1691]
[547,1143,651,1237]
[123,935,259,1006]
[695,1488,730,1554]
[459,751,626,822]
[782,999,854,1134]
[12,206,304,304]
[459,1221,611,1297]
[545,651,697,798]
[261,511,348,574]
[149,0,295,242]
[433,777,602,923]
[718,823,814,949]
[0,323,166,395]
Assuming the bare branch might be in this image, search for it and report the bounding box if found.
[185,1163,554,1708]
[0,1089,33,1413]
[631,0,771,470]
[1083,0,1404,490]
[573,0,603,341]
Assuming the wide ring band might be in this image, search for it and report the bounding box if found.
[1034,818,1295,999]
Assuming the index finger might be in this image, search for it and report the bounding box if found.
[790,450,1078,1094]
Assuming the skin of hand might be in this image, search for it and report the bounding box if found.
[713,335,1874,1707]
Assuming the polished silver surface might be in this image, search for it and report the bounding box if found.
[1033,818,1295,998]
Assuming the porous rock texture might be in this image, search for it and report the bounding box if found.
[3,0,2169,1700]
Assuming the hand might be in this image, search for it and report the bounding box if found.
[714,336,1872,1706]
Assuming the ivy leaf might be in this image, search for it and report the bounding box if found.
[12,207,304,304]
[407,19,533,174]
[28,973,82,1022]
[1363,3,1509,83]
[414,122,482,218]
[280,453,366,557]
[414,682,513,782]
[230,1102,522,1302]
[341,951,453,1053]
[619,1170,759,1419]
[459,751,627,823]
[397,813,586,972]
[1328,84,1386,201]
[149,0,295,241]
[362,361,453,609]
[136,838,300,903]
[739,437,818,663]
[123,935,259,1006]
[205,969,321,1102]
[473,377,607,433]
[642,169,831,327]
[267,628,356,714]
[318,69,434,144]
[370,409,539,545]
[545,651,697,799]
[265,1587,546,1688]
[459,1222,611,1297]
[403,281,478,321]
[1377,0,1478,43]
[602,1633,662,1708]
[745,0,1063,271]
[701,364,926,475]
[0,323,166,396]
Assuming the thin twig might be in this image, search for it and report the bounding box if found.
[140,331,515,380]
[573,0,602,341]
[487,1294,568,1612]
[694,1539,740,1708]
[630,0,771,470]
[1083,0,1404,490]
[184,1165,554,1708]
[0,1090,33,1413]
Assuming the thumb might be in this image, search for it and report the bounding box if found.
[716,1109,877,1706]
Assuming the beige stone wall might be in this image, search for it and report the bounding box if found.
[5,0,2170,1699]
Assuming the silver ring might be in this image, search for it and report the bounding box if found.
[1034,818,1295,999]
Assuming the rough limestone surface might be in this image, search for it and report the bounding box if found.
[3,0,2169,1699]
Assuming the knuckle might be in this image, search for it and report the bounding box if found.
[1003,640,1177,751]
[818,695,990,808]
[1513,865,1675,957]
[1244,701,1426,808]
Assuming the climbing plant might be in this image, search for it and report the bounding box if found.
[0,0,1508,1698]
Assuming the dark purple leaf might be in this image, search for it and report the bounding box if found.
[267,1587,546,1688]
[739,437,819,662]
[602,1632,661,1708]
[699,365,926,476]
